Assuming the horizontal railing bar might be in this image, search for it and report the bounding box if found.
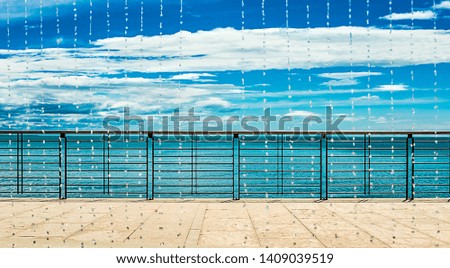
[155,155,234,158]
[413,169,450,172]
[414,162,450,164]
[67,169,147,172]
[154,148,233,150]
[152,185,233,188]
[241,169,319,173]
[330,170,406,172]
[154,162,233,165]
[153,177,234,180]
[154,170,233,173]
[153,193,233,195]
[413,148,450,151]
[1,130,449,134]
[415,184,450,187]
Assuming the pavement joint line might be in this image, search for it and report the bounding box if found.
[62,202,127,241]
[123,204,163,243]
[6,202,83,238]
[281,203,327,248]
[185,203,205,247]
[195,204,208,246]
[319,203,391,248]
[369,207,450,246]
[0,201,53,223]
[243,201,262,247]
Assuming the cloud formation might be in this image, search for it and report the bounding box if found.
[434,1,450,9]
[0,26,448,129]
[379,11,436,21]
[374,85,409,92]
[2,27,450,79]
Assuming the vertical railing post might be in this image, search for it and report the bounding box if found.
[150,134,155,200]
[364,134,367,195]
[320,134,328,200]
[276,134,280,195]
[16,133,20,194]
[233,133,240,200]
[406,134,414,200]
[145,134,149,200]
[20,133,23,194]
[368,134,372,195]
[59,133,67,199]
[146,134,152,200]
[107,133,110,195]
[102,134,106,194]
[411,135,415,200]
[281,134,284,195]
[190,134,194,195]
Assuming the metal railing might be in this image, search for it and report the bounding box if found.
[0,131,449,200]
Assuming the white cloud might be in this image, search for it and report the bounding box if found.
[434,1,450,9]
[351,95,381,102]
[319,72,383,87]
[321,78,358,87]
[1,27,450,78]
[284,110,319,117]
[170,73,215,80]
[195,97,231,108]
[380,11,435,21]
[374,84,409,92]
[373,116,388,124]
[0,26,449,129]
[318,72,382,80]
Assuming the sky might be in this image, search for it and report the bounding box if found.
[0,0,449,131]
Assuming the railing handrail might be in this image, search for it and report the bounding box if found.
[0,130,449,135]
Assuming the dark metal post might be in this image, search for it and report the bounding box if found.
[368,134,372,195]
[102,134,106,194]
[191,135,194,195]
[64,135,67,198]
[194,135,198,195]
[20,133,23,194]
[232,134,235,199]
[59,134,62,199]
[107,133,110,195]
[320,134,328,200]
[236,134,241,200]
[145,134,149,200]
[406,134,414,200]
[276,134,280,195]
[59,133,67,199]
[281,134,284,195]
[150,134,155,200]
[16,133,20,194]
[364,134,367,195]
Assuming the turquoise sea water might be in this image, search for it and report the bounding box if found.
[0,134,449,199]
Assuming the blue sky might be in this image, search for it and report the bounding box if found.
[0,0,449,131]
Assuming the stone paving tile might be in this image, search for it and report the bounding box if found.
[124,203,197,247]
[197,230,260,247]
[253,224,316,239]
[259,238,324,248]
[0,199,449,248]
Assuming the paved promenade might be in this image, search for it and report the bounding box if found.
[0,199,449,248]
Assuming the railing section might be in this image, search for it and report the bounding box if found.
[0,132,449,199]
